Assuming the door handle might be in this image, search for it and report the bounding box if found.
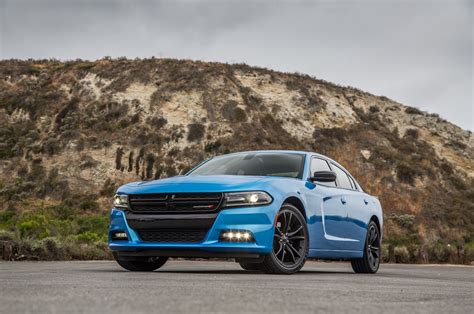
[364,199,369,205]
[341,197,347,205]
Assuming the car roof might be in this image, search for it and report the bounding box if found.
[217,150,312,156]
[216,150,332,161]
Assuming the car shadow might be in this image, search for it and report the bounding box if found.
[84,268,354,275]
[160,271,353,275]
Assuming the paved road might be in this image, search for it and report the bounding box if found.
[0,260,473,313]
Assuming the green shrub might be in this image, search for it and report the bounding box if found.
[0,211,15,228]
[75,215,108,235]
[0,229,15,241]
[72,231,103,243]
[388,213,415,230]
[36,237,63,259]
[427,242,456,263]
[18,214,50,239]
[381,244,390,262]
[0,203,111,260]
[394,246,410,263]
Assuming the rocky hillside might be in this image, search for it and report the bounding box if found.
[0,58,473,262]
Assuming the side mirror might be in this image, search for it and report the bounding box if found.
[310,171,337,183]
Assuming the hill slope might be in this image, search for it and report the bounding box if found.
[0,58,473,262]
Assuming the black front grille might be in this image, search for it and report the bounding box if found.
[138,229,207,243]
[128,193,223,214]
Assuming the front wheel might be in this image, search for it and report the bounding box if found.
[351,221,380,273]
[260,204,308,274]
[113,252,169,272]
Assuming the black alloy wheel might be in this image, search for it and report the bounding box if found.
[260,203,308,274]
[351,221,380,273]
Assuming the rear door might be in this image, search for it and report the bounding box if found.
[345,175,373,251]
[327,163,359,250]
[330,163,367,251]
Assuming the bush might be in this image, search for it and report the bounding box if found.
[404,128,419,140]
[36,237,63,259]
[149,116,167,130]
[389,214,416,230]
[394,246,410,263]
[0,211,15,228]
[42,137,61,155]
[221,101,247,122]
[187,123,205,142]
[18,214,51,239]
[0,229,15,241]
[0,202,111,260]
[145,153,155,179]
[72,231,102,243]
[369,106,380,113]
[426,242,456,263]
[396,162,421,185]
[204,141,222,153]
[405,106,423,115]
[79,199,98,211]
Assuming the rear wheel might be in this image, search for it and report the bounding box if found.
[351,221,380,273]
[260,204,308,274]
[113,253,168,272]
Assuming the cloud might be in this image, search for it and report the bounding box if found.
[1,0,472,130]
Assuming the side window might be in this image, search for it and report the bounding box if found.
[348,176,358,190]
[310,157,336,187]
[331,164,352,189]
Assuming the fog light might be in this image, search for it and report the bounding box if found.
[220,230,254,242]
[111,231,128,241]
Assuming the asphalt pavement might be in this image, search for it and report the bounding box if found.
[0,260,473,313]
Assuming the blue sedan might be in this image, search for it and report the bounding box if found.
[109,150,383,274]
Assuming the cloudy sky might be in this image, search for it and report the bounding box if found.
[1,0,472,130]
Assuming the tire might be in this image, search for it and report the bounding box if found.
[351,221,380,274]
[113,252,169,272]
[238,262,262,271]
[260,203,309,274]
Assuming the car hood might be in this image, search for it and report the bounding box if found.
[117,175,270,194]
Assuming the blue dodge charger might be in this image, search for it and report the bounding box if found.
[109,150,383,274]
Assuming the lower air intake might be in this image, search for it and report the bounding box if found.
[137,229,207,243]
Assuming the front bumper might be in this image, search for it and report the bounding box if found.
[108,204,277,257]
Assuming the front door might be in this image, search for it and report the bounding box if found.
[307,157,352,250]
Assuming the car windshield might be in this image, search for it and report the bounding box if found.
[189,153,305,179]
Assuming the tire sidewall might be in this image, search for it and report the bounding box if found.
[365,221,380,273]
[268,204,309,273]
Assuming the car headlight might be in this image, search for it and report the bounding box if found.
[113,194,129,209]
[222,191,273,208]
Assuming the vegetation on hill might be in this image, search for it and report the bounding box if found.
[0,58,472,263]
